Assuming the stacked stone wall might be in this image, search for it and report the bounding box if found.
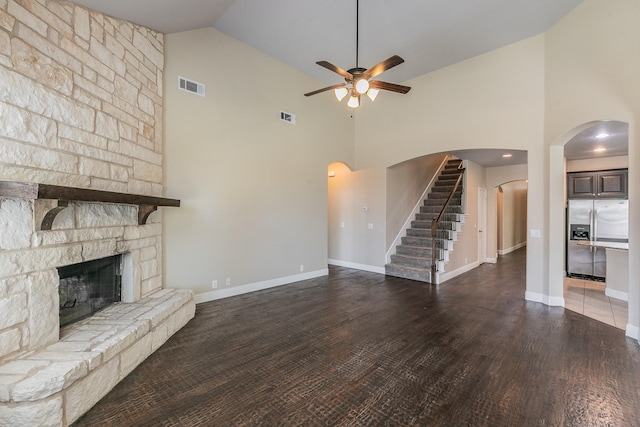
[0,0,166,360]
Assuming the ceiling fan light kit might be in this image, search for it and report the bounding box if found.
[347,92,360,108]
[335,87,349,101]
[304,0,411,108]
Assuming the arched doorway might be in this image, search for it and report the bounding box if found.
[549,120,631,331]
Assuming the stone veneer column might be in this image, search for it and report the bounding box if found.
[0,0,167,360]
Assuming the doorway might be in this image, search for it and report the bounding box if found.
[495,180,528,257]
[557,120,630,329]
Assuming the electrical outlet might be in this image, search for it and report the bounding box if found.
[300,264,304,272]
[212,280,217,289]
[368,223,374,230]
[226,277,231,286]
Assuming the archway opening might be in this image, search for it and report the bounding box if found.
[550,120,629,330]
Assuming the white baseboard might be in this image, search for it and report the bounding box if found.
[438,260,479,283]
[605,288,628,302]
[484,257,497,264]
[328,259,385,274]
[525,291,565,307]
[194,269,328,304]
[498,242,527,256]
[626,324,639,341]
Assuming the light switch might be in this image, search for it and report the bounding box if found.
[530,229,541,238]
[368,223,374,230]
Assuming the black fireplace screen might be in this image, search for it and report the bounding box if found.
[58,255,122,328]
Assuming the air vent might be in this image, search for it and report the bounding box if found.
[280,110,296,125]
[178,76,205,97]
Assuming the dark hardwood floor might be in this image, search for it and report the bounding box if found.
[75,248,640,426]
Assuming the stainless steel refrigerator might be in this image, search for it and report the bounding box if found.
[567,199,628,279]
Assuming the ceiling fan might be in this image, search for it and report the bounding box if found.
[304,0,411,108]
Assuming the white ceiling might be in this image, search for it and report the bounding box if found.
[564,121,628,161]
[68,0,583,86]
[67,0,627,168]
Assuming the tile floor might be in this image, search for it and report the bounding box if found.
[564,277,628,330]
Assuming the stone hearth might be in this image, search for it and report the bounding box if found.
[0,289,194,426]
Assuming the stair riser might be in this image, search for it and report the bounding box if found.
[420,206,463,214]
[427,191,462,203]
[385,265,431,283]
[401,236,430,247]
[415,213,459,222]
[401,236,447,248]
[431,186,462,193]
[390,255,430,269]
[396,246,432,258]
[424,199,461,206]
[411,221,456,230]
[435,178,461,185]
[406,228,431,238]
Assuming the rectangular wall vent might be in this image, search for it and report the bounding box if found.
[178,76,205,97]
[280,110,296,125]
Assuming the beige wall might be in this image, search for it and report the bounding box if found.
[566,155,628,173]
[486,164,529,260]
[451,160,484,269]
[164,28,354,298]
[327,162,385,270]
[498,181,528,255]
[385,153,447,249]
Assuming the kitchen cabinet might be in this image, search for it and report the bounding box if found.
[567,169,627,199]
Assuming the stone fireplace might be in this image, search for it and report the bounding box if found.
[0,195,195,426]
[0,1,195,425]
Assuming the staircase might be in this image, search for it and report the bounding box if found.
[385,158,465,284]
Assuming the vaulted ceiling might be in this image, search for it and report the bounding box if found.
[68,1,628,165]
[68,0,583,85]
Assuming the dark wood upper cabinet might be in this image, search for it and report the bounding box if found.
[567,169,627,199]
[597,170,627,198]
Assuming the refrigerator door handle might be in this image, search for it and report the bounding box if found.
[588,209,594,243]
[593,209,598,242]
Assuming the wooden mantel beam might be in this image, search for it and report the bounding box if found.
[0,181,180,229]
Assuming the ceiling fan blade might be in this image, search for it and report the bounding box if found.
[304,83,347,97]
[316,61,353,79]
[369,80,411,94]
[363,55,405,79]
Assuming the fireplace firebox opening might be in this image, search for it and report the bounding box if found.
[58,255,123,328]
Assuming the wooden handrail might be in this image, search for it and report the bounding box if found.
[430,165,465,284]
